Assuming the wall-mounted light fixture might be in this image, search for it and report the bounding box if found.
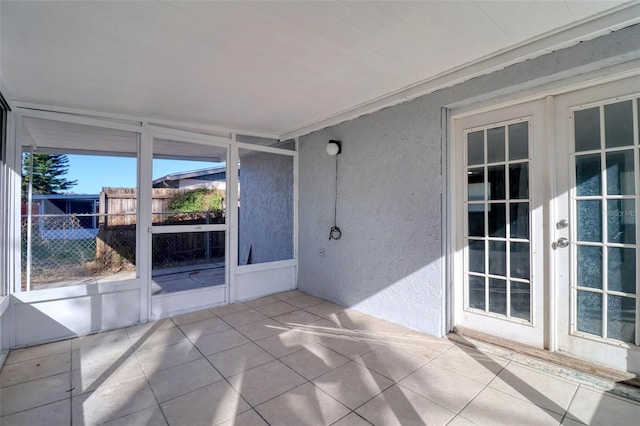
[326,140,342,156]
[327,140,342,240]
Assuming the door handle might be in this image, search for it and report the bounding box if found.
[553,237,570,249]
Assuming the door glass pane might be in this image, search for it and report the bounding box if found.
[152,231,225,295]
[468,240,485,273]
[572,96,639,345]
[604,100,633,148]
[607,199,635,244]
[607,296,636,343]
[607,247,636,294]
[577,245,602,289]
[577,291,602,336]
[488,241,506,276]
[468,275,485,310]
[488,203,506,238]
[509,122,528,161]
[509,163,529,199]
[151,139,228,295]
[574,107,600,152]
[468,205,485,237]
[488,166,505,200]
[487,127,505,163]
[510,281,530,321]
[509,203,529,239]
[489,278,507,315]
[510,242,530,280]
[465,120,532,322]
[575,154,601,196]
[467,131,484,165]
[606,151,634,195]
[577,200,602,242]
[467,168,484,201]
[153,139,227,226]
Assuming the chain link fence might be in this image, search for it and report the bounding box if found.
[21,211,224,290]
[21,213,137,290]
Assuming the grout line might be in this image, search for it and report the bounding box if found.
[394,378,473,418]
[164,317,256,422]
[127,327,183,426]
[2,343,72,366]
[208,303,354,421]
[0,359,72,389]
[331,411,373,426]
[213,331,315,420]
[560,384,582,425]
[16,291,632,425]
[129,314,262,424]
[423,357,513,418]
[68,353,73,426]
[445,413,477,426]
[248,408,271,426]
[247,366,354,423]
[449,376,491,416]
[0,398,73,424]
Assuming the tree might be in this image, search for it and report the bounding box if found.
[22,153,77,197]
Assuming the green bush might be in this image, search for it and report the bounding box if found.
[168,188,224,214]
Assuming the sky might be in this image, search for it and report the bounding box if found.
[63,154,221,194]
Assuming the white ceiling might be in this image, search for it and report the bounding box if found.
[0,1,635,137]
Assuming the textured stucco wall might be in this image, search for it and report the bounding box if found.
[298,25,640,336]
[239,150,294,264]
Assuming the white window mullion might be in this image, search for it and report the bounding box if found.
[483,129,490,312]
[600,105,609,339]
[634,98,640,347]
[505,126,512,318]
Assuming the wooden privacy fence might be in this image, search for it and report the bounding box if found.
[99,187,202,226]
[96,187,225,271]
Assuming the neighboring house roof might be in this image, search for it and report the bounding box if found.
[31,194,99,200]
[152,165,227,187]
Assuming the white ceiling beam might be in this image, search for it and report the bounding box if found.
[13,101,280,140]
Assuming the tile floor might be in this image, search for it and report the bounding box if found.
[1,290,639,425]
[151,264,225,295]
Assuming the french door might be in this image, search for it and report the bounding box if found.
[454,76,640,373]
[555,76,640,373]
[453,100,548,348]
[148,133,230,318]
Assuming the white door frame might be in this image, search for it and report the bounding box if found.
[451,100,549,348]
[145,126,233,319]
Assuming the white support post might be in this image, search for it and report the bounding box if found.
[293,137,299,289]
[228,135,239,303]
[138,124,153,322]
[0,109,17,296]
[441,107,452,336]
[9,112,21,294]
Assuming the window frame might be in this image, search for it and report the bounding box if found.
[0,92,10,296]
